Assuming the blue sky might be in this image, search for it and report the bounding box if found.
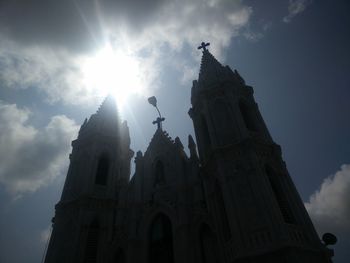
[0,0,349,262]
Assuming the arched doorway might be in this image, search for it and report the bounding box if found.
[149,213,174,263]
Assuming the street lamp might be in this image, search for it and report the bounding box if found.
[148,96,165,130]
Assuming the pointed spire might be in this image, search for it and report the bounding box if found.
[94,95,120,128]
[135,150,143,164]
[175,137,184,150]
[77,95,120,139]
[197,49,226,87]
[120,120,131,147]
[96,94,119,117]
[191,43,247,105]
[188,135,199,161]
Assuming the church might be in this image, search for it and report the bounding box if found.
[44,43,334,263]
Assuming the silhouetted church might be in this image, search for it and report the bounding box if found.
[44,44,334,263]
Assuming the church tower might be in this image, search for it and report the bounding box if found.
[43,44,335,263]
[44,96,133,263]
[189,44,332,262]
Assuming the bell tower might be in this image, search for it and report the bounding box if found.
[189,43,333,262]
[45,96,134,263]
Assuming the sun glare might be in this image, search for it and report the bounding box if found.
[82,45,144,108]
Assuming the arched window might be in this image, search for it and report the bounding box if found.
[199,224,219,263]
[201,115,211,154]
[215,181,231,240]
[239,100,259,132]
[95,155,109,185]
[149,214,174,263]
[265,165,296,224]
[154,161,165,186]
[213,99,235,144]
[84,219,99,263]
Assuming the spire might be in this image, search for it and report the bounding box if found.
[197,49,227,87]
[78,95,120,138]
[191,43,247,106]
[188,135,199,161]
[96,94,119,117]
[174,137,184,150]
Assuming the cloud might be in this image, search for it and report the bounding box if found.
[0,0,252,105]
[283,0,313,23]
[0,0,251,54]
[243,30,264,42]
[0,40,96,105]
[0,102,79,196]
[305,164,350,235]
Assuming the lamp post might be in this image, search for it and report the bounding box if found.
[148,96,165,130]
[322,233,337,263]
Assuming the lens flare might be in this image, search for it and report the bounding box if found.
[81,45,144,108]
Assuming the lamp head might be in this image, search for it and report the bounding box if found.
[322,233,337,246]
[148,96,157,107]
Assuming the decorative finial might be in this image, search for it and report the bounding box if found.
[198,42,210,52]
[148,96,165,130]
[175,137,184,149]
[188,135,199,161]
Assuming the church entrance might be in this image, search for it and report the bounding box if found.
[149,214,174,263]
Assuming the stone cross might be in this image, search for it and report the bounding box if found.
[198,42,210,51]
[152,117,165,130]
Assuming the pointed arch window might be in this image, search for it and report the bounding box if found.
[199,224,219,263]
[95,155,109,185]
[239,100,259,132]
[149,214,174,263]
[154,161,165,187]
[201,115,211,154]
[213,99,235,144]
[265,165,296,224]
[84,219,99,263]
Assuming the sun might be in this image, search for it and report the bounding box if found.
[81,44,144,108]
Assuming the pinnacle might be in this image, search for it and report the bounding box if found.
[78,95,120,138]
[96,95,118,115]
[198,50,226,86]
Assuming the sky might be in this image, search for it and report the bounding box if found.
[0,0,349,262]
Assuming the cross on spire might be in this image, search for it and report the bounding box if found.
[198,42,210,52]
[148,96,165,130]
[152,117,165,130]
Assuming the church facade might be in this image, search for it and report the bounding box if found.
[44,46,333,263]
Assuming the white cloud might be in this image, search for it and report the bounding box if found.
[305,164,350,235]
[0,102,79,196]
[0,40,100,105]
[283,0,313,23]
[136,0,252,58]
[0,0,253,105]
